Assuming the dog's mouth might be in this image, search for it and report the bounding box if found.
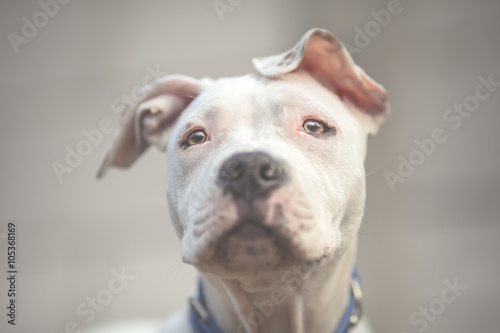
[212,218,289,271]
[189,192,325,272]
[226,220,273,240]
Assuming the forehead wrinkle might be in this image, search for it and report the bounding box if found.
[252,88,286,135]
[286,89,340,125]
[182,99,222,127]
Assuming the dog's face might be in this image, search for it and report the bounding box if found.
[167,73,369,277]
[98,29,388,282]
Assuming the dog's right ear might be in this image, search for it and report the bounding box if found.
[97,75,208,178]
[253,28,388,134]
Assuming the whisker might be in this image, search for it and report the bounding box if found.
[165,260,183,280]
[290,211,314,220]
[365,165,384,177]
[170,90,197,99]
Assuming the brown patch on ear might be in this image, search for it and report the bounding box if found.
[96,75,202,179]
[253,28,388,118]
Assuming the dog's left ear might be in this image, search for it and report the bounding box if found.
[253,28,388,134]
[97,75,210,178]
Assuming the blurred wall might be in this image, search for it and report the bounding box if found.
[0,1,499,332]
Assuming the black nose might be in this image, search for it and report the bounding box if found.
[218,152,286,199]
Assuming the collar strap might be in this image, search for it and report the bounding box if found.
[189,268,362,333]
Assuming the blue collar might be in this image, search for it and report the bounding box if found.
[189,269,362,333]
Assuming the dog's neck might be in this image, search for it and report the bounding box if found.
[200,239,357,333]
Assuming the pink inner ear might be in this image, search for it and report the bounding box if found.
[252,29,388,118]
[96,75,202,178]
[141,94,190,147]
[299,37,387,116]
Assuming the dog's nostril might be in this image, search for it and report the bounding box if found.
[219,161,243,185]
[227,161,244,180]
[259,163,279,181]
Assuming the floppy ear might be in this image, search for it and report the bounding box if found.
[252,28,388,133]
[97,75,207,178]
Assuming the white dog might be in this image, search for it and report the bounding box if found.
[96,28,388,333]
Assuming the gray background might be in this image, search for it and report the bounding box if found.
[1,0,499,332]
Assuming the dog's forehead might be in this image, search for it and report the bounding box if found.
[180,74,347,131]
[186,75,289,124]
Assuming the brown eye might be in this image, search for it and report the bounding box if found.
[185,129,207,146]
[302,119,327,135]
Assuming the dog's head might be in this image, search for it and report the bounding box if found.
[98,29,388,281]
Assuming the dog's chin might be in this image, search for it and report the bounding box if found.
[198,221,332,279]
[188,198,339,278]
[211,222,289,272]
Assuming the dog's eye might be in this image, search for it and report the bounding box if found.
[185,129,207,146]
[302,119,328,135]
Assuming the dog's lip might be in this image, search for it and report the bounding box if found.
[209,219,291,268]
[226,220,274,241]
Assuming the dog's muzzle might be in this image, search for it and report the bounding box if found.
[217,151,286,200]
